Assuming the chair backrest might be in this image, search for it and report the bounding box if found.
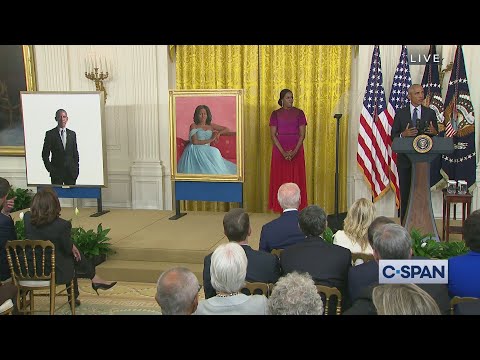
[315,285,342,315]
[351,253,375,266]
[241,281,271,297]
[6,240,55,283]
[271,249,284,258]
[450,296,480,315]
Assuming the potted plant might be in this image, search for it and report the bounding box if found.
[8,187,33,212]
[71,223,114,266]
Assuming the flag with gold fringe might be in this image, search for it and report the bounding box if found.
[442,45,476,190]
[421,45,445,189]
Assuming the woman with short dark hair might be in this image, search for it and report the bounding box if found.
[24,187,116,306]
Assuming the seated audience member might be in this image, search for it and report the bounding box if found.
[448,209,480,298]
[259,183,305,253]
[347,216,394,305]
[23,187,116,306]
[267,272,324,315]
[333,198,375,259]
[344,224,450,315]
[156,267,200,315]
[0,177,16,282]
[195,242,267,315]
[452,299,480,315]
[372,283,441,315]
[203,208,280,299]
[280,205,351,298]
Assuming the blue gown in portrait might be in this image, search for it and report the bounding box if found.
[177,128,237,175]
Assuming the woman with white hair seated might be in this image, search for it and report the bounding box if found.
[194,242,267,315]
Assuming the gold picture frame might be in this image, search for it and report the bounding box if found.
[0,45,37,156]
[169,89,244,182]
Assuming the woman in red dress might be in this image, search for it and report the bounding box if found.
[268,89,307,212]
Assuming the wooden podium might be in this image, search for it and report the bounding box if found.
[392,137,453,241]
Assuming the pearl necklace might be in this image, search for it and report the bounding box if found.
[216,292,239,298]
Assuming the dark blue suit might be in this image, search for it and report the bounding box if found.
[203,244,281,299]
[259,210,305,253]
[347,259,378,306]
[0,213,16,281]
[280,236,352,296]
[448,251,480,298]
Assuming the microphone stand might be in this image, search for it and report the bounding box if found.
[327,114,347,233]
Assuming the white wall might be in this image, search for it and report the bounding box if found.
[0,45,174,210]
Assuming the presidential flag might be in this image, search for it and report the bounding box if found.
[357,46,390,201]
[421,45,445,189]
[442,45,476,190]
[386,45,411,209]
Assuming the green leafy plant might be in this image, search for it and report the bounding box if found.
[8,187,33,212]
[71,223,114,259]
[14,218,25,240]
[410,227,469,259]
[323,227,334,244]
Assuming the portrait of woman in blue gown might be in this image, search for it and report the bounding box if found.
[177,105,237,175]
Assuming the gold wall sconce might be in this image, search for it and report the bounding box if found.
[85,55,109,102]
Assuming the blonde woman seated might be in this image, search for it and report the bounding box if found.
[333,198,375,263]
[372,283,441,315]
[194,242,267,315]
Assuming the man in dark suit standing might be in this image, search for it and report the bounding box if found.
[203,208,281,299]
[280,205,351,297]
[391,84,438,224]
[259,182,305,253]
[42,109,79,185]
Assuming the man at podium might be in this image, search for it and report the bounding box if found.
[391,84,438,224]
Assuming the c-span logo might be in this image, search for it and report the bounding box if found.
[379,260,448,284]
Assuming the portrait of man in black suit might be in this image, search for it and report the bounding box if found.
[391,84,438,224]
[42,109,79,185]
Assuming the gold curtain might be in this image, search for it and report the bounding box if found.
[176,45,260,212]
[176,45,352,214]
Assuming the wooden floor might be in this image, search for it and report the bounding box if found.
[10,208,464,284]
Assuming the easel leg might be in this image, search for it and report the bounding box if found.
[169,200,187,220]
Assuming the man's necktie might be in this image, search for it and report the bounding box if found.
[412,107,418,127]
[61,129,66,149]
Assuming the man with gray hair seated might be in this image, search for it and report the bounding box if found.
[195,242,267,315]
[259,182,305,253]
[268,272,324,315]
[156,267,200,315]
[344,223,450,315]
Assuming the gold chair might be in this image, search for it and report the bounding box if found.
[271,249,284,258]
[6,240,75,315]
[351,253,375,266]
[450,296,480,315]
[315,285,342,315]
[241,281,271,297]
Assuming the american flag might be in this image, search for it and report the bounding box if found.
[421,45,444,188]
[357,46,390,201]
[442,45,476,189]
[385,45,411,209]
